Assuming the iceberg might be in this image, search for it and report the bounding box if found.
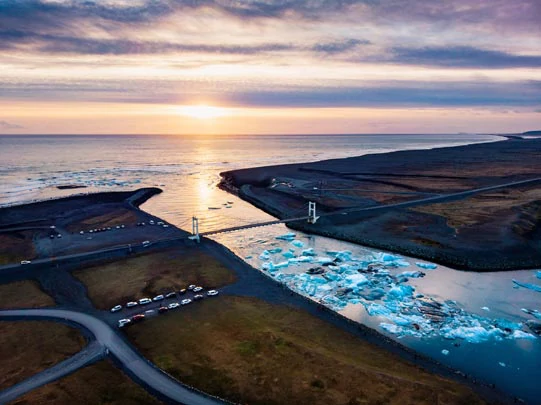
[301,248,317,256]
[441,325,492,343]
[499,362,506,367]
[259,250,270,260]
[344,274,370,287]
[282,251,295,259]
[416,262,438,270]
[536,271,541,280]
[441,349,449,355]
[276,232,296,241]
[511,330,536,340]
[400,271,425,279]
[291,240,304,248]
[268,248,282,254]
[512,279,541,293]
[387,285,414,300]
[481,307,490,311]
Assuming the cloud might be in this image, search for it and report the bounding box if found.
[0,120,23,129]
[0,29,294,55]
[391,46,541,68]
[312,38,370,54]
[3,78,539,109]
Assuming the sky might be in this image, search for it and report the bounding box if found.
[0,0,540,135]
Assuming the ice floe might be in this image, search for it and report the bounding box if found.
[291,240,304,248]
[442,349,450,355]
[416,262,438,270]
[512,279,541,293]
[536,271,541,280]
[255,236,537,345]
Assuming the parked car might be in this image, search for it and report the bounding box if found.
[110,305,122,313]
[193,294,204,301]
[165,292,177,299]
[79,231,84,235]
[158,306,168,313]
[49,234,55,239]
[178,288,187,295]
[142,240,150,247]
[163,224,169,228]
[181,299,192,306]
[152,294,164,302]
[144,310,156,316]
[131,314,145,322]
[138,298,152,305]
[57,234,62,238]
[126,301,138,308]
[118,319,131,328]
[168,302,180,310]
[207,290,219,296]
[20,260,31,265]
[188,284,196,290]
[193,286,203,293]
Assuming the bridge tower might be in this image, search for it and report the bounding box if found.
[307,201,320,224]
[189,216,200,242]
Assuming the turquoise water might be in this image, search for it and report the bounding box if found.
[1,134,539,402]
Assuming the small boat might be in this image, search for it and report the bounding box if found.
[208,207,221,210]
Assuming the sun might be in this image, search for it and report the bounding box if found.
[178,104,229,120]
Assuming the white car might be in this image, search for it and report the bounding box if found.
[142,240,151,247]
[207,290,219,296]
[157,221,164,225]
[126,301,138,308]
[187,284,196,290]
[20,260,31,265]
[152,294,164,302]
[181,299,192,306]
[149,220,155,225]
[138,298,152,305]
[168,302,180,310]
[57,234,62,238]
[79,231,84,235]
[193,286,203,293]
[118,319,131,328]
[110,305,122,313]
[163,224,169,228]
[144,309,155,315]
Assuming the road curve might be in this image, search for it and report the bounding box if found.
[0,309,227,405]
[0,340,106,404]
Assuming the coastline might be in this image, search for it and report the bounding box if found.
[219,137,541,271]
[0,189,515,404]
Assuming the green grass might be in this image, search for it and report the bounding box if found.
[126,295,486,405]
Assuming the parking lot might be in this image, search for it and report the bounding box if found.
[109,285,220,328]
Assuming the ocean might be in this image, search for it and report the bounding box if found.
[1,133,540,403]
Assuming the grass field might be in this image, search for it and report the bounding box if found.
[127,295,485,405]
[10,360,162,405]
[0,322,85,390]
[74,247,236,309]
[0,280,54,309]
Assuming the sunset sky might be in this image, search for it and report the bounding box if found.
[1,0,540,135]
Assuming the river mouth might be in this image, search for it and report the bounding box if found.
[2,134,539,403]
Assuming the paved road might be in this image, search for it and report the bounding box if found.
[0,309,227,405]
[0,341,106,404]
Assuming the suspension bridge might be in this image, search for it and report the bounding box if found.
[188,176,541,242]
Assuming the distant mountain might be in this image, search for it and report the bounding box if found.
[522,130,541,135]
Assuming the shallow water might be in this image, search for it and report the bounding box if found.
[1,134,540,402]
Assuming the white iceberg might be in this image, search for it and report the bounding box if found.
[276,232,296,241]
[512,279,541,293]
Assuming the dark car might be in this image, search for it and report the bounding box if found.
[193,294,204,301]
[131,314,145,322]
[158,306,169,314]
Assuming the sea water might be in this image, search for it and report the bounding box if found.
[1,134,539,402]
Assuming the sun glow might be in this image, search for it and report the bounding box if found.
[178,104,229,120]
